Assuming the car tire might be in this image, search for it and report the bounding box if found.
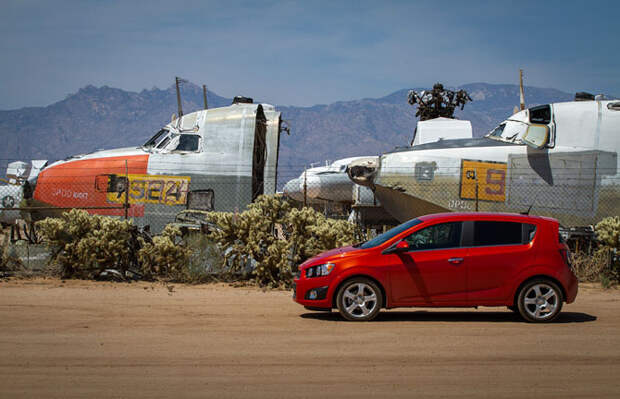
[517,279,563,323]
[336,277,382,321]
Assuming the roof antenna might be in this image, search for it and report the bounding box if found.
[521,203,534,216]
[175,76,187,117]
[513,69,526,114]
[521,190,539,215]
[519,69,525,111]
[202,84,208,110]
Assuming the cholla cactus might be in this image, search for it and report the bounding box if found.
[138,231,191,280]
[204,194,360,287]
[594,216,620,286]
[37,209,133,278]
[596,216,620,250]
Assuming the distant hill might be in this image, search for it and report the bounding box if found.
[0,82,575,187]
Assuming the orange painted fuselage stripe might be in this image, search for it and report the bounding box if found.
[33,155,149,217]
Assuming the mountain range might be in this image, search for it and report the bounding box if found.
[0,82,577,186]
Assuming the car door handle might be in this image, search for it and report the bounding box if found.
[448,257,464,265]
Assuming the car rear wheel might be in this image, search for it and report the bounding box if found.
[517,279,563,323]
[336,278,382,321]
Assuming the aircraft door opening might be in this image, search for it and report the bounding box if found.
[252,107,267,200]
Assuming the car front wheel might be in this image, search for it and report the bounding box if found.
[336,278,382,321]
[517,279,563,323]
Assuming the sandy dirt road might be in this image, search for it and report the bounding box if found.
[1,279,619,398]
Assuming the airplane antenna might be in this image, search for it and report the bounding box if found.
[519,69,525,111]
[202,85,208,110]
[175,76,188,117]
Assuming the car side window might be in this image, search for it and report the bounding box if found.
[403,222,462,251]
[472,221,534,246]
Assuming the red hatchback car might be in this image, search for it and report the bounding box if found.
[293,212,578,322]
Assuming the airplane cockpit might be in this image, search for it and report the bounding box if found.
[486,104,553,149]
[142,128,201,153]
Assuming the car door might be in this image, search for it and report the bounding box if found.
[387,221,468,305]
[464,220,537,303]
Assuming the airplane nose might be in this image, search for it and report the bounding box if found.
[347,157,378,187]
[282,176,321,202]
[283,178,303,202]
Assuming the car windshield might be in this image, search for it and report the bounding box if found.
[358,218,422,249]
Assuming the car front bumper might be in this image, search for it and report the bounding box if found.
[292,277,332,309]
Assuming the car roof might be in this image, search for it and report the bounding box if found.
[417,212,557,224]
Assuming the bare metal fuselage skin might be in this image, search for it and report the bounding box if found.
[16,103,282,231]
[283,157,374,204]
[354,100,620,226]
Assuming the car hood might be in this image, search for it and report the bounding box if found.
[301,245,362,267]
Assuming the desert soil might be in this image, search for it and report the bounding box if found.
[1,278,619,398]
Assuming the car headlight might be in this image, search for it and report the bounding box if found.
[305,263,335,278]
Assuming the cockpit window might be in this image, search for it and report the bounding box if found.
[489,123,506,137]
[144,129,201,152]
[485,120,527,144]
[529,105,551,124]
[172,134,200,152]
[143,129,169,148]
[157,135,171,149]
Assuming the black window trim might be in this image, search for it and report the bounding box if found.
[461,220,537,248]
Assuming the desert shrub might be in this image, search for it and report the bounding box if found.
[570,217,620,286]
[594,216,620,285]
[183,233,226,283]
[36,210,203,282]
[596,216,620,250]
[0,237,25,275]
[571,250,611,282]
[204,194,361,287]
[137,225,192,281]
[37,209,134,278]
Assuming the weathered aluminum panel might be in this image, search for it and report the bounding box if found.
[262,106,281,195]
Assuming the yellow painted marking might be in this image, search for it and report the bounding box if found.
[107,174,191,205]
[460,160,507,202]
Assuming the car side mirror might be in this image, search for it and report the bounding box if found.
[382,240,410,255]
[523,124,549,149]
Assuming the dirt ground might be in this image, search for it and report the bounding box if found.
[1,279,619,398]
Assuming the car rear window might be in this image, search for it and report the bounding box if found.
[472,221,536,246]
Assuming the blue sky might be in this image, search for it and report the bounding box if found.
[0,0,617,110]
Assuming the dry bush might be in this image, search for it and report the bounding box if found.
[571,249,611,282]
[37,209,134,278]
[204,194,361,288]
[594,216,620,286]
[36,210,215,283]
[183,233,227,283]
[571,217,620,287]
[138,225,191,281]
[0,238,26,277]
